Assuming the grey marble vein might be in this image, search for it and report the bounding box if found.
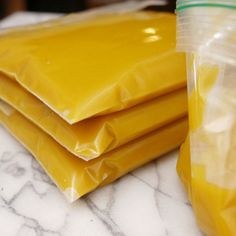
[85,197,126,236]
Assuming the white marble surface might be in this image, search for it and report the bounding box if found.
[0,12,203,236]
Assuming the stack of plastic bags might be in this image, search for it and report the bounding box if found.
[0,8,188,202]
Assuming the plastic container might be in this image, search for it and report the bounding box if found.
[176,1,236,235]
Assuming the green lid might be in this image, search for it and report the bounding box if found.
[176,0,236,11]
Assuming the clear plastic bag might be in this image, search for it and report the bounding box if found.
[0,10,186,124]
[0,73,187,160]
[176,1,236,235]
[0,100,188,202]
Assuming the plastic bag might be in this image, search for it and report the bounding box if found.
[176,1,236,235]
[0,73,187,160]
[0,11,186,124]
[0,100,188,202]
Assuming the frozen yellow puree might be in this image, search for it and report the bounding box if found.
[0,101,188,202]
[0,74,187,160]
[178,59,236,236]
[0,11,186,123]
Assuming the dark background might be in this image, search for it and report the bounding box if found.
[0,0,176,19]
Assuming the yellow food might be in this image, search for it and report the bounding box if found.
[0,11,186,123]
[0,73,187,160]
[0,101,188,202]
[178,57,236,236]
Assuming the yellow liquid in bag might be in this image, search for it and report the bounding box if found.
[0,11,186,123]
[0,101,188,202]
[178,60,236,236]
[0,74,187,160]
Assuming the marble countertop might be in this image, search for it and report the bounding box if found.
[0,12,203,236]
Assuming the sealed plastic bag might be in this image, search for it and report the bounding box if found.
[0,11,186,123]
[0,100,188,202]
[176,1,236,235]
[0,73,187,160]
